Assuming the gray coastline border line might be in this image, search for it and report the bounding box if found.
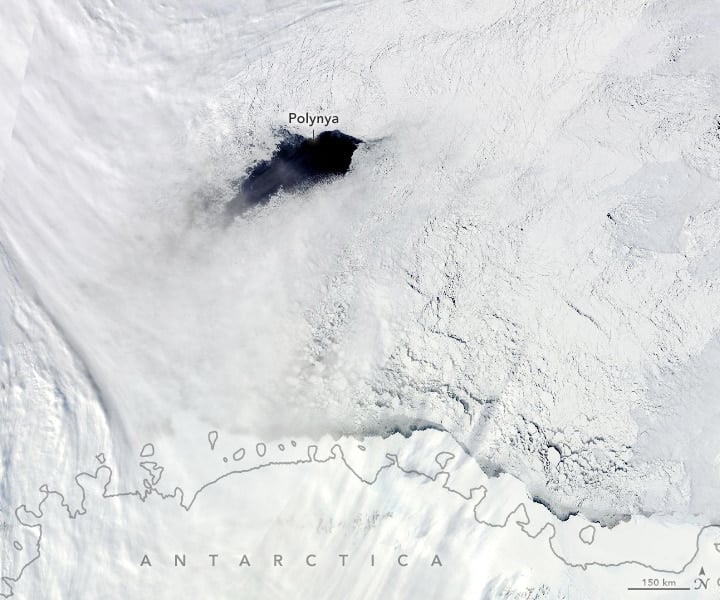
[2,438,716,598]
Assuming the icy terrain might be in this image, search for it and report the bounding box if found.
[6,429,719,600]
[2,0,720,595]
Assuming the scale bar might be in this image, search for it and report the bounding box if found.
[627,588,691,591]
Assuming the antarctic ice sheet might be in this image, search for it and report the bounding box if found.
[2,0,720,571]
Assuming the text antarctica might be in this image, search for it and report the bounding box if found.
[139,553,443,568]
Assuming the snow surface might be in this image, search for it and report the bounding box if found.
[2,0,720,596]
[5,429,717,600]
